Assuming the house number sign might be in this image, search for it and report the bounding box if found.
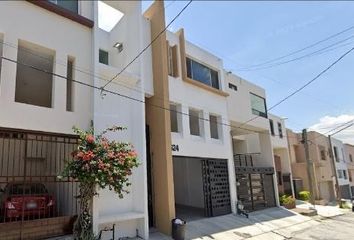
[171,144,179,152]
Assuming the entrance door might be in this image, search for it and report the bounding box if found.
[201,159,231,217]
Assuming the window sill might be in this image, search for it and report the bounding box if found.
[27,0,94,28]
[184,77,229,97]
[190,134,204,142]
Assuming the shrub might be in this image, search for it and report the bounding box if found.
[280,194,295,205]
[298,191,311,201]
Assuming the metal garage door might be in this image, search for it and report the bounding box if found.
[202,159,231,217]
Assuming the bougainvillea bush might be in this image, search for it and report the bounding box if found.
[59,126,139,239]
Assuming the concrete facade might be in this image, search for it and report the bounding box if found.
[344,144,354,196]
[288,130,337,203]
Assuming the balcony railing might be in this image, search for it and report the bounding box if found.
[234,153,261,167]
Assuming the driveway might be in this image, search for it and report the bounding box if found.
[150,207,320,240]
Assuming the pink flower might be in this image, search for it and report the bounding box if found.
[86,135,95,144]
[83,151,95,161]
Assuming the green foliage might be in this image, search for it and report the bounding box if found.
[279,194,295,205]
[298,191,311,201]
[59,126,139,198]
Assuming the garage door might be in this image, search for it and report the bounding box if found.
[202,159,231,217]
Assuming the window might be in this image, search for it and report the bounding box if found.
[228,83,237,91]
[186,57,219,89]
[269,119,275,136]
[99,49,109,65]
[170,104,179,133]
[189,109,201,136]
[250,93,267,118]
[168,45,178,77]
[320,148,326,161]
[277,122,283,138]
[209,115,219,139]
[49,0,78,14]
[350,154,353,162]
[66,58,74,111]
[334,146,339,162]
[15,40,54,108]
[338,170,343,178]
[277,171,282,185]
[343,170,347,180]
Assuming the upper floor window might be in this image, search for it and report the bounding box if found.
[189,108,202,136]
[350,154,353,162]
[277,122,283,138]
[338,169,343,178]
[186,57,219,89]
[66,57,74,112]
[319,146,326,161]
[0,34,3,82]
[269,119,275,136]
[168,45,179,77]
[334,146,339,162]
[99,49,109,65]
[170,104,182,133]
[343,170,347,180]
[209,114,220,139]
[228,83,237,91]
[15,40,54,108]
[250,93,267,118]
[49,0,78,14]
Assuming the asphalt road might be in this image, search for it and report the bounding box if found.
[291,212,354,240]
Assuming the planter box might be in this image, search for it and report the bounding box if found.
[282,201,296,209]
[0,216,76,240]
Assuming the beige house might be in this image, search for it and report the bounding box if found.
[287,130,336,204]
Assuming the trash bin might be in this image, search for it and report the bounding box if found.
[171,218,186,240]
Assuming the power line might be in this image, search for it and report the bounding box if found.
[0,55,300,140]
[330,122,354,136]
[238,34,354,71]
[238,24,354,70]
[239,46,354,128]
[101,0,193,90]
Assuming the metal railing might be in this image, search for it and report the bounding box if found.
[234,153,261,167]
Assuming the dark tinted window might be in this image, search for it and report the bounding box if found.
[269,119,275,135]
[186,57,220,89]
[49,0,78,13]
[250,93,267,118]
[99,49,109,65]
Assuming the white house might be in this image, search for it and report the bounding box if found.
[331,137,352,199]
[0,1,150,239]
[268,113,294,197]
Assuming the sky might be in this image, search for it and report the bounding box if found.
[141,1,354,144]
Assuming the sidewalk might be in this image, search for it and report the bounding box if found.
[149,207,319,240]
[295,200,350,217]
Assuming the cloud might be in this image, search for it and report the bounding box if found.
[309,114,354,145]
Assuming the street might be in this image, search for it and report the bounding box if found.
[291,213,354,240]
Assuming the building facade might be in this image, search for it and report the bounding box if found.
[344,144,354,197]
[0,1,150,239]
[268,114,294,197]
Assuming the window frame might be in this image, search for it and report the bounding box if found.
[209,114,220,140]
[186,57,220,90]
[269,119,275,136]
[250,92,268,118]
[170,103,180,133]
[99,49,109,65]
[228,83,237,91]
[189,108,202,137]
[48,0,79,14]
[277,122,283,138]
[334,146,339,162]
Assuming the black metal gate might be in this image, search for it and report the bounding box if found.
[234,155,276,211]
[202,159,231,217]
[0,128,79,240]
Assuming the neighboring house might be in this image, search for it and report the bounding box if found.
[268,114,294,197]
[330,138,352,199]
[225,73,279,211]
[344,144,354,197]
[288,130,336,204]
[144,1,279,236]
[0,1,150,239]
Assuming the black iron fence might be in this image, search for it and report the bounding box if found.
[234,153,262,167]
[0,128,79,239]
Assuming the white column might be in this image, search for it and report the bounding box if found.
[0,34,18,102]
[228,130,237,213]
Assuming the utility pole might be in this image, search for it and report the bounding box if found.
[302,129,316,207]
[328,135,342,205]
